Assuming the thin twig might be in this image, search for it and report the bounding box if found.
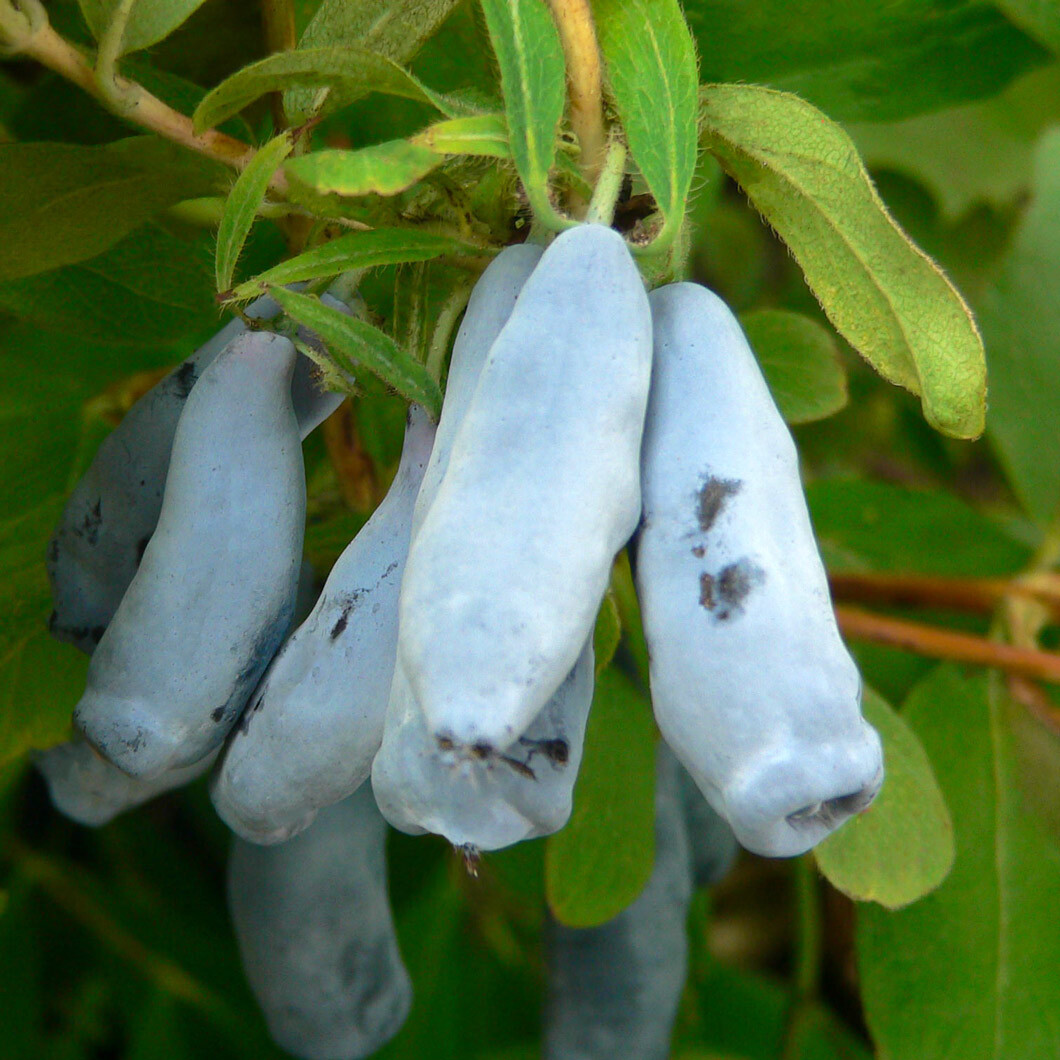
[6,12,288,189]
[836,605,1060,684]
[827,571,1060,616]
[547,0,607,190]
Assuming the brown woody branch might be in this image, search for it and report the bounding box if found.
[836,605,1060,684]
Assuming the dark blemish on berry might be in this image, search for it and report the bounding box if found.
[696,476,740,533]
[173,361,198,399]
[691,544,706,558]
[699,572,715,610]
[501,755,536,780]
[77,499,103,545]
[120,728,146,753]
[712,559,764,620]
[237,693,265,735]
[46,538,59,565]
[471,741,493,761]
[436,735,454,752]
[330,608,350,640]
[211,707,225,723]
[518,736,570,768]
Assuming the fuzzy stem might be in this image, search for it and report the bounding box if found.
[547,0,606,188]
[585,139,627,226]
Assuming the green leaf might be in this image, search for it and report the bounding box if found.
[78,0,210,53]
[545,668,656,928]
[685,0,1048,123]
[847,65,1060,221]
[996,0,1060,53]
[815,687,954,909]
[0,223,216,345]
[412,113,510,158]
[267,286,442,416]
[0,138,223,281]
[215,132,293,294]
[858,666,1060,1060]
[285,141,441,200]
[700,83,986,440]
[232,228,485,300]
[286,0,461,120]
[739,309,847,424]
[480,0,566,227]
[806,480,1030,577]
[592,590,621,676]
[592,0,698,247]
[979,127,1060,524]
[193,46,466,134]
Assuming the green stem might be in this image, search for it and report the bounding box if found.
[94,0,136,109]
[780,856,822,1060]
[585,140,627,226]
[425,277,474,384]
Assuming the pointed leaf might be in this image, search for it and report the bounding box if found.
[412,113,510,158]
[193,46,466,134]
[592,0,698,247]
[699,83,986,439]
[285,141,441,201]
[859,666,1060,1060]
[268,286,442,416]
[815,687,954,909]
[740,308,847,424]
[231,228,486,300]
[545,667,657,928]
[215,132,293,293]
[480,0,566,227]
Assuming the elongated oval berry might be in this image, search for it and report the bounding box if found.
[410,243,543,537]
[371,638,593,852]
[40,562,318,828]
[36,739,217,827]
[398,224,652,753]
[74,331,306,779]
[47,293,351,653]
[211,406,436,845]
[228,785,411,1060]
[635,283,883,857]
[543,743,693,1060]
